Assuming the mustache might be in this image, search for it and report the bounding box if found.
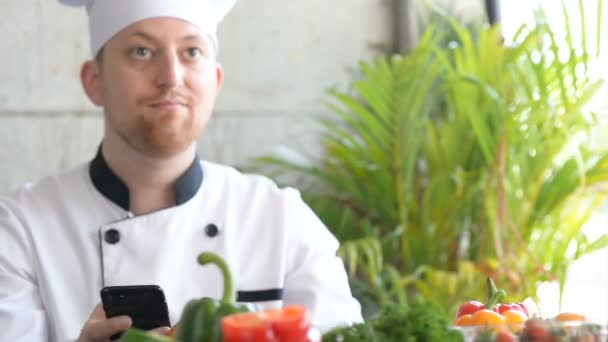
[143,91,193,107]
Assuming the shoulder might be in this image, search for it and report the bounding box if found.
[0,164,90,220]
[0,165,88,266]
[200,161,338,243]
[200,160,302,204]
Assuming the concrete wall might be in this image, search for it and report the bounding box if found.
[0,0,395,192]
[0,0,484,193]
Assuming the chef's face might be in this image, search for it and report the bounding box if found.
[81,17,223,158]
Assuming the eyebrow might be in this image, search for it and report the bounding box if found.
[127,31,159,43]
[127,32,208,44]
[181,34,206,43]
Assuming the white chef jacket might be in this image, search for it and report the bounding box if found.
[0,151,362,341]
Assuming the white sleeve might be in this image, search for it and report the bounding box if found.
[0,199,48,341]
[281,189,363,333]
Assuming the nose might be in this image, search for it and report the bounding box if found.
[155,51,185,89]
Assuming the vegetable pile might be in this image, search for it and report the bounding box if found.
[120,260,604,342]
[120,252,316,342]
[453,277,605,342]
[322,297,464,341]
[122,252,249,342]
[464,317,606,342]
[455,277,529,327]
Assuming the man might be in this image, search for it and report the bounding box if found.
[0,0,363,340]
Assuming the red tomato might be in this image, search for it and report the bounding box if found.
[454,314,475,326]
[222,312,276,342]
[495,303,528,317]
[263,305,311,342]
[471,309,506,326]
[457,301,486,318]
[501,309,528,324]
[496,331,518,342]
[522,318,548,340]
[517,303,529,317]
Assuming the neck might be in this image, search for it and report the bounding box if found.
[102,129,196,215]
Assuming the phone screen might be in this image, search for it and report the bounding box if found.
[101,285,171,338]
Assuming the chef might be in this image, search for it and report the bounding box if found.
[0,0,363,340]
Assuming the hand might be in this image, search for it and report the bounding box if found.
[77,303,131,342]
[77,303,171,341]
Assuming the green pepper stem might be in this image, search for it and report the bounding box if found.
[198,252,234,304]
[485,277,506,309]
[487,277,498,302]
[487,290,506,309]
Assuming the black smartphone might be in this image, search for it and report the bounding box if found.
[100,285,171,340]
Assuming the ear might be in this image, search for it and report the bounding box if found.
[215,63,224,93]
[80,60,104,106]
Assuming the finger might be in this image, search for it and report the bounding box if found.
[88,303,107,321]
[87,315,132,341]
[148,326,171,336]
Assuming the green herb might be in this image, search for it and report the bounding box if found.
[323,297,464,341]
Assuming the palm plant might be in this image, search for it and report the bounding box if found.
[254,0,608,317]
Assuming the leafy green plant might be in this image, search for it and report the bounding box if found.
[254,0,608,317]
[322,296,464,341]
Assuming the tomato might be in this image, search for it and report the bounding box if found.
[495,331,518,342]
[457,301,486,318]
[471,309,506,326]
[495,303,528,317]
[554,312,586,322]
[501,309,528,324]
[222,312,276,342]
[222,306,312,342]
[454,314,475,326]
[522,318,548,340]
[263,305,311,342]
[516,303,529,317]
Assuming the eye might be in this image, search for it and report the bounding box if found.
[186,47,204,59]
[130,47,152,59]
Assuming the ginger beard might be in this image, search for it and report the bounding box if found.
[104,87,210,159]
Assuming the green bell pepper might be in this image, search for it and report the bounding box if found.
[175,252,249,342]
[121,328,172,342]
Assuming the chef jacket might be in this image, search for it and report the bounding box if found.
[0,150,363,341]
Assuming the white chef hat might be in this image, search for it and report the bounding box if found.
[59,0,236,57]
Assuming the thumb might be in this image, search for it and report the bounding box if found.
[88,303,107,321]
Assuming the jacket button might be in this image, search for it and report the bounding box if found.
[104,229,120,244]
[205,223,219,238]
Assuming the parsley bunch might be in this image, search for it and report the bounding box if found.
[323,297,464,341]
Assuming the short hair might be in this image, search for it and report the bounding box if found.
[94,47,105,65]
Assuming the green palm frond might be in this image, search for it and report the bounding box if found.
[252,0,607,313]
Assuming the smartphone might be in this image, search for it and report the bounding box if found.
[100,285,171,340]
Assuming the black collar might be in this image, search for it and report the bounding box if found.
[89,146,203,211]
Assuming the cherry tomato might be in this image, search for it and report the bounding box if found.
[454,314,475,326]
[496,331,518,342]
[495,303,528,317]
[502,309,528,324]
[471,309,506,326]
[457,300,486,318]
[522,318,549,340]
[517,303,529,317]
[554,312,586,322]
